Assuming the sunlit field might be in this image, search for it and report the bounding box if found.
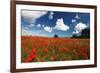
[21,36,90,63]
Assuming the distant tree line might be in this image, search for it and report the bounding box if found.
[72,28,90,38]
[53,28,90,38]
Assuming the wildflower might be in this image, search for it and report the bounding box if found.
[32,48,37,53]
[60,48,70,52]
[29,53,35,59]
[50,56,56,61]
[24,53,36,62]
[43,48,48,52]
[60,48,65,52]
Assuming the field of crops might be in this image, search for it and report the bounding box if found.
[21,36,90,63]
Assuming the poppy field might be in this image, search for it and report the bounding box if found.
[21,36,90,63]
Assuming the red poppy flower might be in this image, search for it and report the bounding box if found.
[50,56,56,61]
[29,53,35,59]
[24,53,36,62]
[60,48,66,52]
[43,48,48,52]
[60,48,69,52]
[32,48,37,53]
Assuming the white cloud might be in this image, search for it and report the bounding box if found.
[48,12,54,20]
[72,19,76,23]
[75,14,80,19]
[73,22,87,34]
[54,18,69,31]
[24,26,29,30]
[87,23,90,28]
[44,26,52,32]
[72,31,79,34]
[21,10,47,23]
[22,28,33,36]
[29,23,35,27]
[22,28,48,36]
[37,24,41,27]
[50,12,54,15]
[42,25,45,28]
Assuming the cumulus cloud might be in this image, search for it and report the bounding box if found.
[73,31,79,34]
[87,23,90,28]
[37,24,41,27]
[29,23,35,27]
[42,25,45,28]
[21,10,47,23]
[22,28,33,36]
[44,26,52,32]
[75,14,80,19]
[22,28,47,36]
[48,12,54,20]
[71,14,80,24]
[73,22,87,34]
[54,18,69,31]
[72,19,76,23]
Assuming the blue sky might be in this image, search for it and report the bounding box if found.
[21,9,90,37]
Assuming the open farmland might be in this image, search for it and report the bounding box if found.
[21,36,90,63]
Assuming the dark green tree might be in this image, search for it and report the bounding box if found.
[54,34,58,38]
[81,28,90,38]
[72,34,77,38]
